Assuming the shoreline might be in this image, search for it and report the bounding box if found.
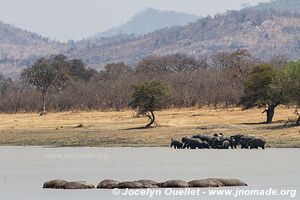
[0,145,299,148]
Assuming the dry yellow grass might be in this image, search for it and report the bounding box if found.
[0,107,300,147]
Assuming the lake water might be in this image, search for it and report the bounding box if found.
[0,147,299,200]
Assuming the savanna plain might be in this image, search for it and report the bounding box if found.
[0,107,299,148]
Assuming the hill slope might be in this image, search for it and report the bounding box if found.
[72,9,300,68]
[0,21,66,78]
[91,8,199,38]
[254,0,300,13]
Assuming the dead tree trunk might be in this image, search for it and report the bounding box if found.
[145,111,155,128]
[41,89,46,114]
[263,105,276,124]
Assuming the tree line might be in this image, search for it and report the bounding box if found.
[0,50,299,125]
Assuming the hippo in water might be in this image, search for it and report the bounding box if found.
[43,180,95,189]
[189,179,222,187]
[97,179,120,189]
[214,178,248,186]
[118,181,144,189]
[137,180,159,188]
[160,180,190,188]
[62,181,95,189]
[43,179,68,189]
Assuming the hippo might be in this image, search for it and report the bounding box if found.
[118,181,144,189]
[62,181,95,189]
[212,178,248,187]
[189,179,222,187]
[97,179,120,189]
[43,179,68,189]
[160,180,190,188]
[137,180,159,188]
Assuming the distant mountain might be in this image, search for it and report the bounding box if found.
[91,8,199,38]
[71,8,300,69]
[0,21,66,78]
[253,0,300,13]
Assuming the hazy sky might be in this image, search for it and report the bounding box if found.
[0,0,270,41]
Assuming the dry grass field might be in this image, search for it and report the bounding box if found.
[0,107,300,147]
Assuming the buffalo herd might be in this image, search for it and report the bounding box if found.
[43,178,247,189]
[171,133,269,149]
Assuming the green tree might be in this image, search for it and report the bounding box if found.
[283,60,300,125]
[129,81,169,128]
[69,59,95,81]
[240,64,286,124]
[21,57,70,114]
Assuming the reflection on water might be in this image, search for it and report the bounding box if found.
[0,147,299,200]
